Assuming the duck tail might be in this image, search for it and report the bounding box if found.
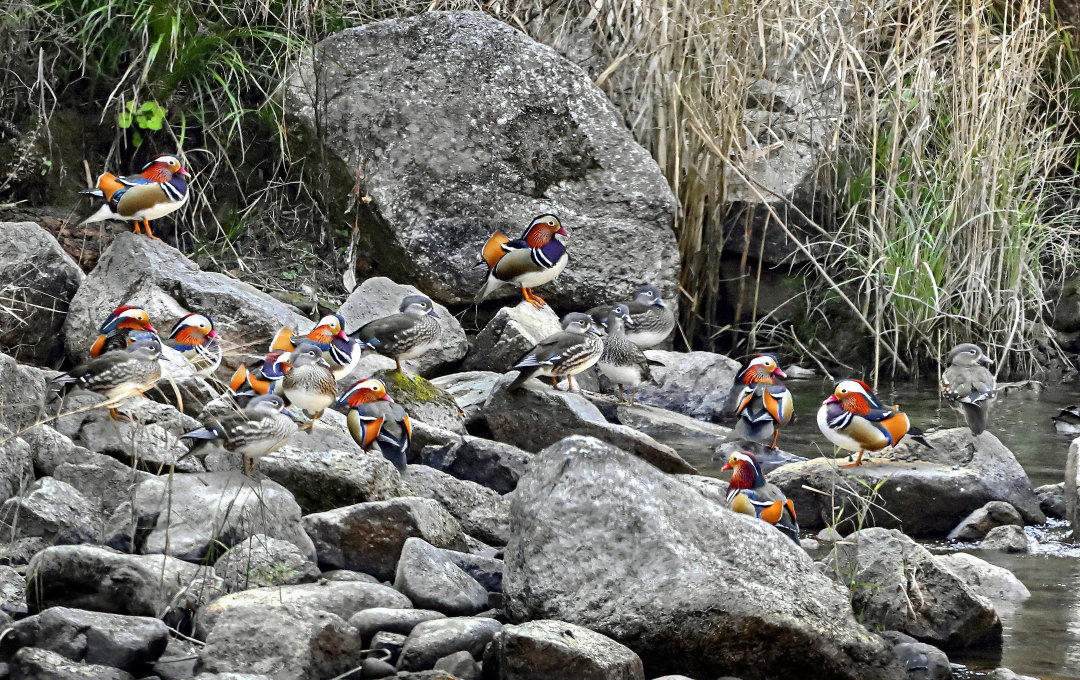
[508,367,538,391]
[473,274,502,305]
[961,403,987,436]
[907,426,934,449]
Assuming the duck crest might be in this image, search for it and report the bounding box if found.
[726,455,765,491]
[141,162,173,183]
[840,393,871,415]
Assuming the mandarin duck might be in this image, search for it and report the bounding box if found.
[941,343,995,436]
[166,313,222,377]
[733,354,793,449]
[349,295,441,375]
[722,451,799,543]
[509,312,603,392]
[817,379,932,467]
[181,394,298,474]
[270,313,361,380]
[597,304,652,404]
[79,153,192,239]
[337,378,412,472]
[589,284,675,348]
[53,337,164,421]
[474,213,568,309]
[280,342,337,429]
[90,305,157,357]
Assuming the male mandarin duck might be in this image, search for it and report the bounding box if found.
[941,343,995,435]
[166,313,222,377]
[508,312,603,392]
[596,304,652,404]
[349,295,441,375]
[337,378,412,472]
[230,349,290,396]
[722,451,799,543]
[181,394,298,474]
[733,354,793,449]
[271,312,361,380]
[90,305,157,357]
[474,213,568,309]
[52,336,164,421]
[280,342,337,429]
[79,153,192,239]
[817,379,932,467]
[589,284,675,348]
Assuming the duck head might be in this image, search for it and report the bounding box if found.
[522,213,567,248]
[337,378,392,407]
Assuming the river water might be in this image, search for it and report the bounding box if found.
[674,377,1079,680]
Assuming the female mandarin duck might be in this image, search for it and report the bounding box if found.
[90,306,157,357]
[349,295,441,376]
[589,284,675,348]
[53,337,165,421]
[475,213,568,309]
[817,379,931,467]
[337,378,412,472]
[508,312,603,392]
[941,343,995,435]
[79,153,192,239]
[281,342,337,429]
[733,354,793,449]
[596,304,652,404]
[181,394,298,474]
[167,313,222,377]
[722,451,799,543]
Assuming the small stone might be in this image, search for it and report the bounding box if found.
[892,642,951,680]
[1035,483,1066,519]
[212,534,320,591]
[371,630,407,665]
[394,538,489,616]
[347,607,447,642]
[817,527,843,542]
[10,647,135,680]
[980,525,1029,553]
[396,617,502,672]
[0,565,26,615]
[936,553,1030,603]
[947,501,1023,542]
[433,650,481,680]
[0,477,101,544]
[486,619,645,680]
[360,657,397,678]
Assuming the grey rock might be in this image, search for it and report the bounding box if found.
[0,352,50,432]
[947,501,1023,541]
[0,427,35,506]
[195,603,365,680]
[23,425,94,478]
[483,375,696,475]
[0,222,84,364]
[1035,482,1065,519]
[375,370,466,435]
[394,538,488,616]
[152,636,200,680]
[195,580,412,639]
[396,617,503,672]
[486,619,645,680]
[212,534,321,591]
[892,641,951,680]
[193,674,275,680]
[936,553,1030,603]
[53,453,153,514]
[285,11,679,310]
[418,434,532,494]
[979,525,1029,553]
[823,528,1001,648]
[360,657,397,678]
[771,428,1045,535]
[0,477,100,544]
[631,350,742,421]
[320,569,380,583]
[337,277,467,376]
[987,668,1040,680]
[606,400,733,449]
[303,497,469,580]
[505,436,904,679]
[817,527,843,543]
[462,303,562,373]
[10,647,134,680]
[433,650,480,680]
[347,607,446,642]
[371,630,407,664]
[1067,437,1080,538]
[431,371,501,425]
[0,537,49,566]
[0,565,26,614]
[434,548,503,593]
[404,464,511,546]
[2,606,169,673]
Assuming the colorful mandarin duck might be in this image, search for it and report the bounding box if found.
[337,378,412,472]
[230,350,289,396]
[280,342,337,429]
[271,313,361,380]
[941,343,995,436]
[53,337,164,421]
[596,304,652,404]
[349,295,441,376]
[181,394,297,474]
[817,379,931,467]
[79,153,192,239]
[722,452,799,543]
[474,213,568,309]
[733,354,793,449]
[90,305,157,357]
[509,312,603,392]
[589,284,675,348]
[166,313,221,377]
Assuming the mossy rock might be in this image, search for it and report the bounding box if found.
[375,369,466,434]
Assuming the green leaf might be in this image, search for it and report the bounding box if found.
[132,130,144,147]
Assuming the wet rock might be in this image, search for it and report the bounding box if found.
[9,647,134,680]
[212,534,320,591]
[348,607,447,642]
[396,617,503,672]
[196,603,365,679]
[604,400,732,450]
[418,434,532,494]
[430,371,500,425]
[0,565,26,615]
[0,477,101,544]
[936,552,1030,603]
[303,497,469,580]
[483,375,696,475]
[771,429,1045,535]
[947,501,1023,541]
[1066,437,1080,537]
[63,232,308,366]
[0,222,84,365]
[462,303,562,373]
[505,436,904,679]
[131,471,314,561]
[823,528,1000,649]
[1035,482,1065,519]
[891,641,951,680]
[53,453,152,514]
[0,428,35,506]
[1,606,169,673]
[394,538,489,616]
[376,370,467,435]
[979,525,1029,553]
[486,619,645,680]
[987,668,1039,680]
[629,350,742,421]
[371,630,407,664]
[285,11,679,310]
[0,352,50,432]
[404,464,510,546]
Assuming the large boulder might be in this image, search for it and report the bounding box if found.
[212,534,321,591]
[0,425,34,506]
[1066,437,1080,537]
[771,429,1044,535]
[630,350,742,421]
[337,277,467,376]
[404,464,510,546]
[0,222,84,364]
[376,370,467,435]
[823,528,1001,649]
[936,552,1030,604]
[485,620,645,680]
[0,477,101,544]
[394,538,489,616]
[284,11,679,310]
[461,303,561,373]
[396,617,503,672]
[0,352,50,432]
[504,436,904,680]
[9,647,135,680]
[417,433,533,494]
[53,453,153,514]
